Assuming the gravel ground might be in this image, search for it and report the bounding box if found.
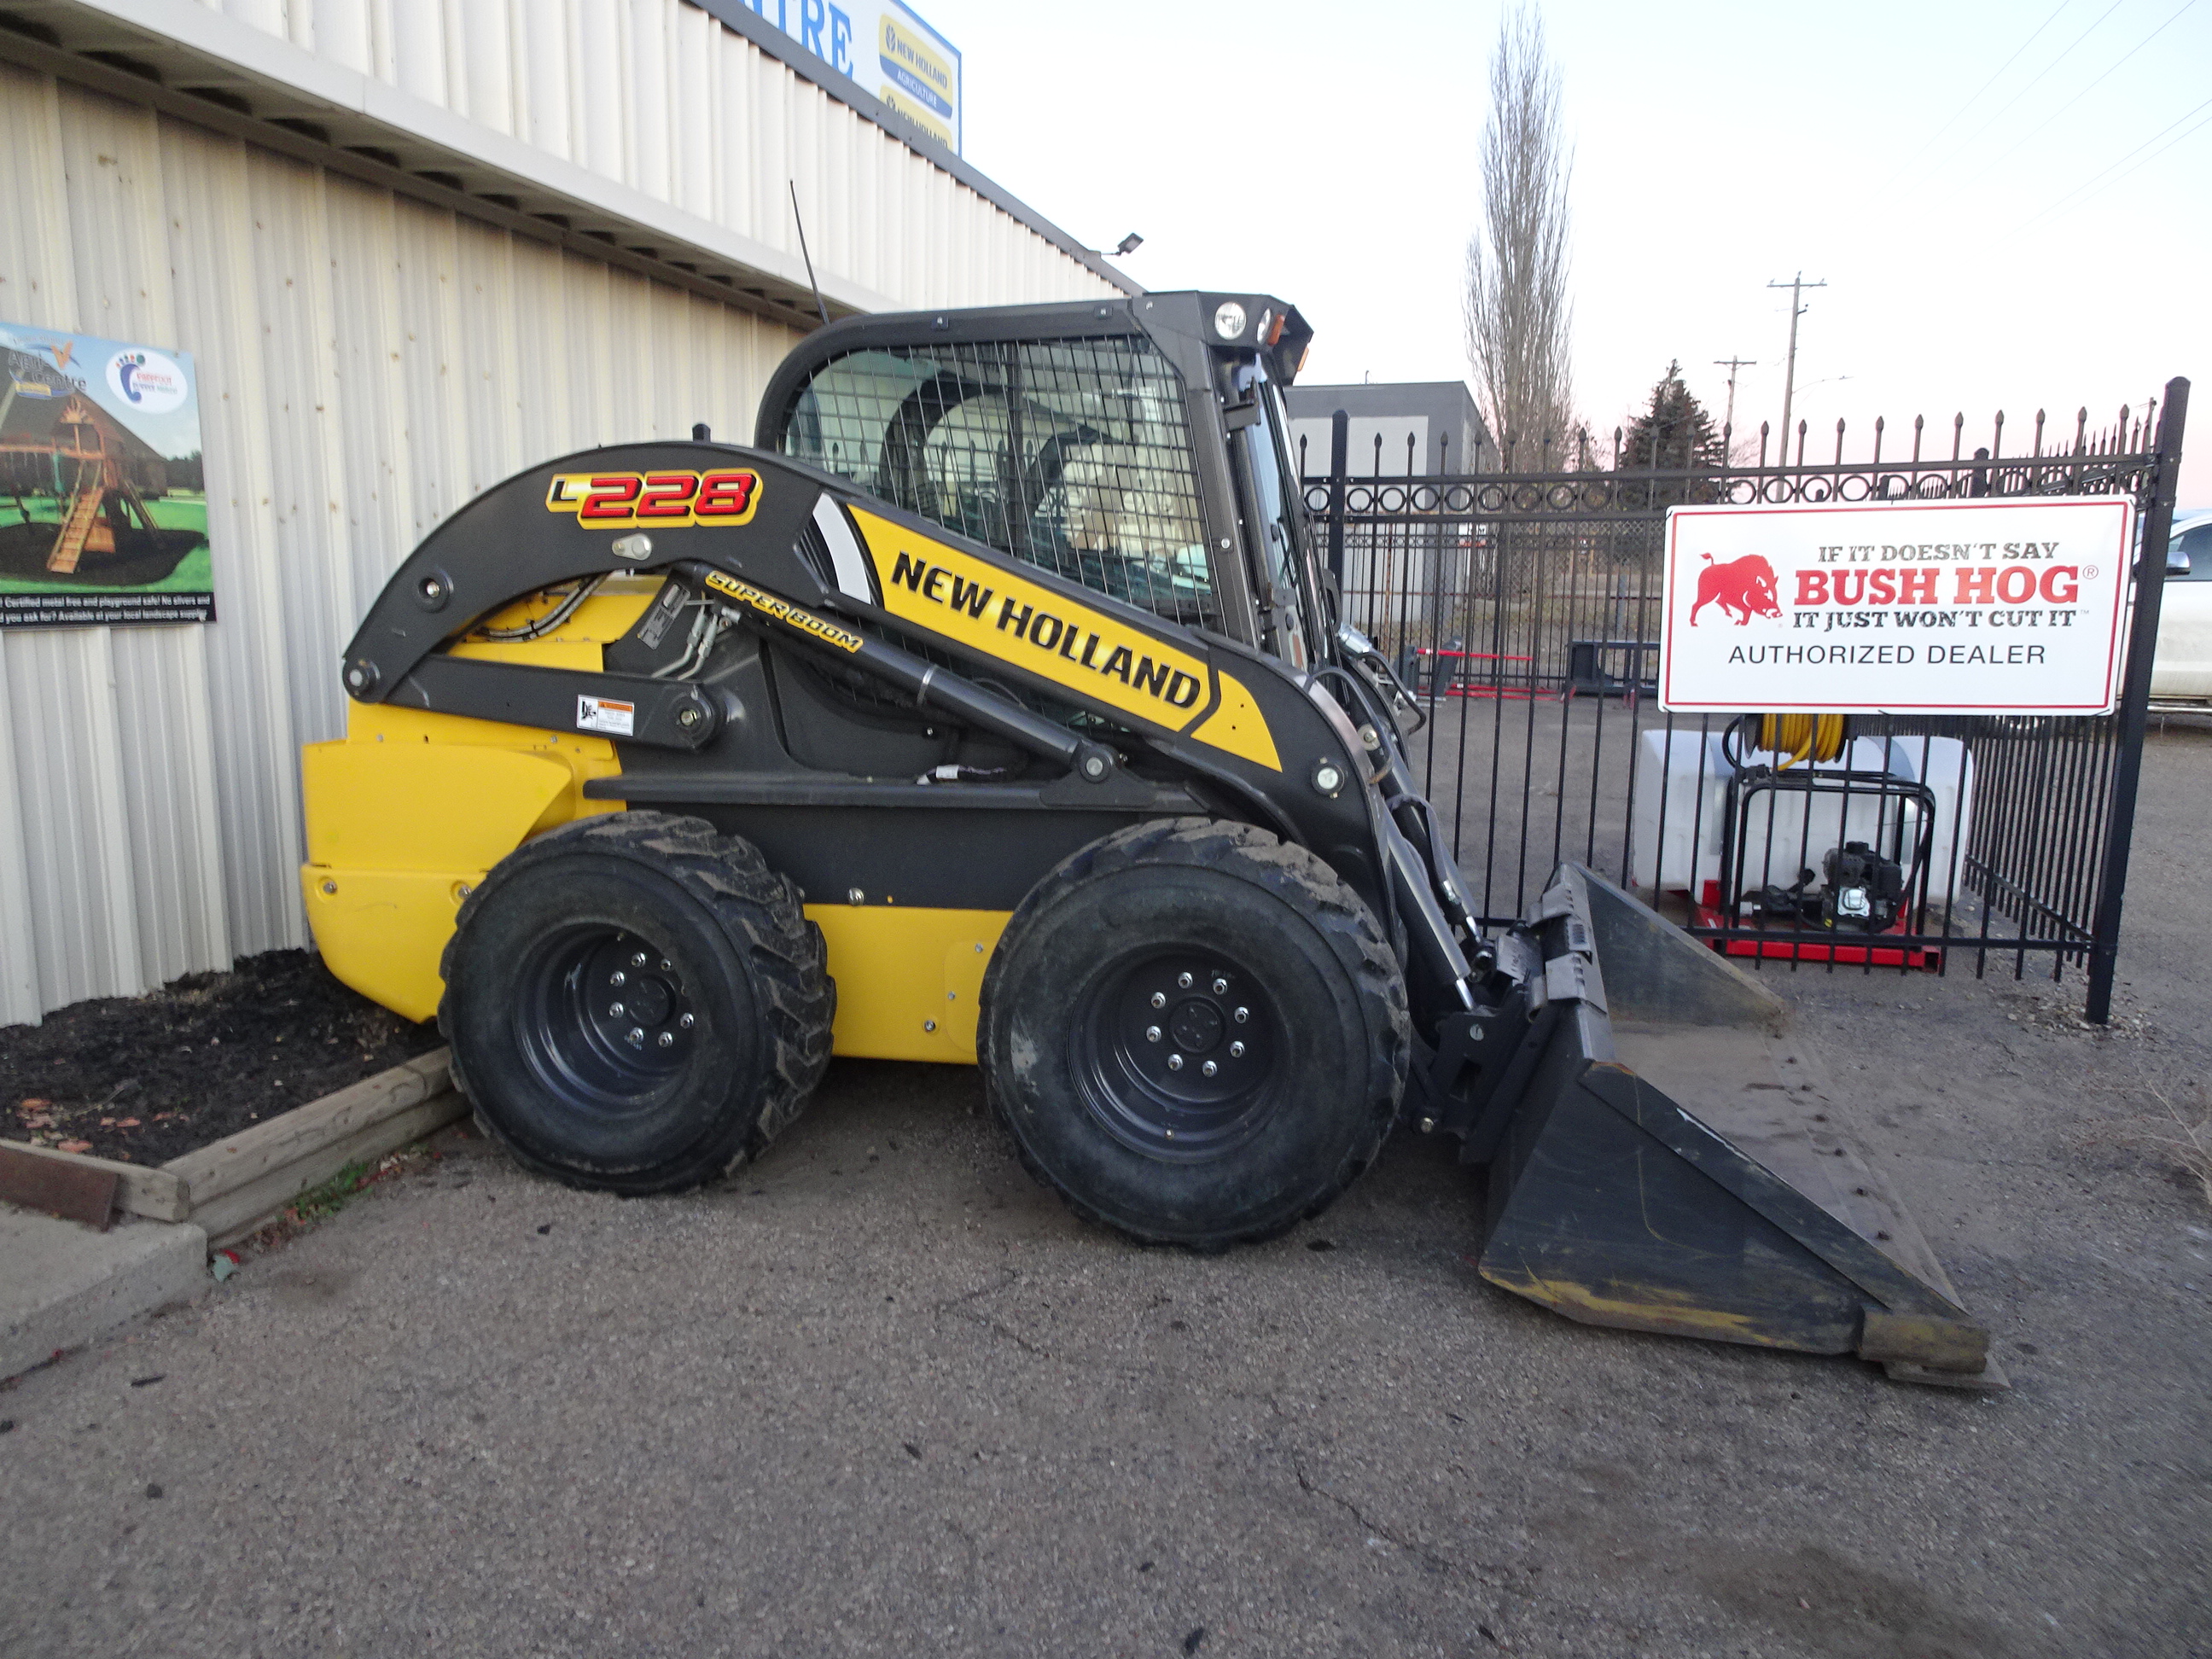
[0,731,2206,1658]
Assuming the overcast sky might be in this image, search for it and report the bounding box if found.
[931,0,2209,502]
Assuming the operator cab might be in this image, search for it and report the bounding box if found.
[755,292,1328,672]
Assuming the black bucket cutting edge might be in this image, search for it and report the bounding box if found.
[1471,864,2005,1390]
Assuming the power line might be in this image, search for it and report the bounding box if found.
[1953,0,2132,151]
[1990,0,2200,165]
[1881,0,2073,181]
[2018,91,2212,229]
[2075,102,2212,192]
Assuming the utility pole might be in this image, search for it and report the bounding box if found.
[1766,273,1827,457]
[1712,354,1756,439]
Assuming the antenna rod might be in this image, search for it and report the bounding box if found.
[790,182,830,329]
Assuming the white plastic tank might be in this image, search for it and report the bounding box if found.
[1627,726,1976,903]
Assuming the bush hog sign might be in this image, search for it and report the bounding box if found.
[1658,498,2134,714]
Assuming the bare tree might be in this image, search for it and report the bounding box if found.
[1463,4,1575,469]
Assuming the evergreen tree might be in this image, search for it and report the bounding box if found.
[1619,362,1723,472]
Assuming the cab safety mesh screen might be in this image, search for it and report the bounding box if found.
[777,336,1220,628]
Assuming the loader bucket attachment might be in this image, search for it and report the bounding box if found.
[1473,865,2003,1388]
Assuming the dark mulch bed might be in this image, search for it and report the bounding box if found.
[2,949,439,1167]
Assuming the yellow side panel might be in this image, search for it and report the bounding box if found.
[301,704,632,1022]
[807,905,1010,1064]
[302,866,479,1024]
[1184,670,1284,771]
[448,578,664,670]
[303,742,574,870]
[339,699,626,785]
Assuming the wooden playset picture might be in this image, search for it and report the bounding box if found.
[0,323,212,627]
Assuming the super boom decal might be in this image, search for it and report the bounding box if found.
[700,568,864,654]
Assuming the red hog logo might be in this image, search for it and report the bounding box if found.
[1687,554,1781,626]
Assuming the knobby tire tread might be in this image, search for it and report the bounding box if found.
[980,817,1411,1250]
[441,810,833,1192]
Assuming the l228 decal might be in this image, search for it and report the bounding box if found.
[545,469,763,527]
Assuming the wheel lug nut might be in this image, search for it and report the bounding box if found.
[1145,1025,1161,1043]
[678,1012,695,1029]
[657,1031,675,1048]
[659,959,672,970]
[610,970,626,986]
[609,1001,626,1016]
[626,1027,644,1045]
[1212,977,1228,995]
[1202,1060,1217,1077]
[1231,1041,1245,1057]
[1234,1007,1249,1023]
[1167,1053,1184,1070]
[631,952,648,968]
[1177,972,1193,989]
[1150,992,1167,1009]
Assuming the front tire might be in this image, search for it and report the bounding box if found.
[980,818,1410,1249]
[440,812,833,1195]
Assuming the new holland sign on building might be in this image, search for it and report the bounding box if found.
[725,0,963,149]
[1658,498,2135,715]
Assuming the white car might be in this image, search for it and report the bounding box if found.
[2154,508,2212,707]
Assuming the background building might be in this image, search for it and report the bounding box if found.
[0,0,1130,1026]
[1283,382,1492,665]
[1284,381,1489,480]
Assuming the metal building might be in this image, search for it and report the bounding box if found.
[0,0,1132,1026]
[1285,381,1489,480]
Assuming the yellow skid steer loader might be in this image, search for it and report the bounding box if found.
[303,293,1999,1388]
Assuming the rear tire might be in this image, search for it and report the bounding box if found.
[979,818,1409,1249]
[440,812,833,1195]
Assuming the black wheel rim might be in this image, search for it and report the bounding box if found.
[514,925,699,1114]
[1073,949,1284,1163]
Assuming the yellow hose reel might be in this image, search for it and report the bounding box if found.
[1756,713,1848,768]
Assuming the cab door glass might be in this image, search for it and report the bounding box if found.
[779,339,1220,626]
[1231,364,1313,667]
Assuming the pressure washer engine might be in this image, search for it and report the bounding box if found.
[1822,841,1907,930]
[1755,839,1911,933]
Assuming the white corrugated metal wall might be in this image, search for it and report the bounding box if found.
[0,4,1121,1025]
[158,0,1100,310]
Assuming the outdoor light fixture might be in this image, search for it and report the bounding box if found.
[1114,232,1144,255]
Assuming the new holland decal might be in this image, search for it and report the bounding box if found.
[846,507,1280,771]
[545,468,763,527]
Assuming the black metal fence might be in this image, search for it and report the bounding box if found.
[1300,382,2190,1020]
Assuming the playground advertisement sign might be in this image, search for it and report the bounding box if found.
[1657,498,2133,715]
[0,319,212,629]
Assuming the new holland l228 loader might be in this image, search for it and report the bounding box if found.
[303,291,2001,1388]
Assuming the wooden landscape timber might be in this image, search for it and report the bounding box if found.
[0,1051,462,1245]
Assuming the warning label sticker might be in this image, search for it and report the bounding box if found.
[575,694,636,736]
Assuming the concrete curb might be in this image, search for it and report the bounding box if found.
[1,1211,208,1381]
[1,1050,468,1377]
